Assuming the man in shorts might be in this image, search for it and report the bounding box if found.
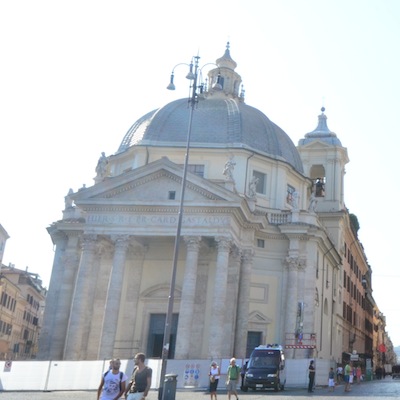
[226,358,240,400]
[344,362,352,392]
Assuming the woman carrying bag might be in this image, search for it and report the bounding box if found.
[209,361,220,400]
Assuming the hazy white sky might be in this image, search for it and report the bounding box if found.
[1,1,399,345]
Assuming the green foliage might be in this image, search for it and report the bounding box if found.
[349,213,360,236]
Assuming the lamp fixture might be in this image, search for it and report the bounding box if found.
[159,53,219,400]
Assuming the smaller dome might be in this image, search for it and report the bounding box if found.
[298,108,342,146]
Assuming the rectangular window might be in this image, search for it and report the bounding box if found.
[253,170,266,194]
[257,239,265,248]
[179,164,205,177]
[168,191,176,200]
[246,331,263,357]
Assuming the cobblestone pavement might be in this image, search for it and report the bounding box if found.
[2,378,400,399]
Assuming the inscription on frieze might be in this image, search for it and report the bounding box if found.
[87,214,229,226]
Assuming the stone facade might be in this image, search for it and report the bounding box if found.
[38,44,385,364]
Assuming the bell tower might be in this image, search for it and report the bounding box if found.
[297,108,349,213]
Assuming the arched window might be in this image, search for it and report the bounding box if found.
[310,165,326,197]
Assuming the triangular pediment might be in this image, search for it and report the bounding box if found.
[248,310,272,324]
[72,157,240,205]
[299,140,334,150]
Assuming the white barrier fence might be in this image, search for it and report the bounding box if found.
[0,358,329,391]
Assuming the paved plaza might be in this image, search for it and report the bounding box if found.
[2,378,400,399]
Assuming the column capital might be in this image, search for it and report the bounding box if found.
[285,256,306,270]
[230,244,242,260]
[81,234,97,250]
[215,236,232,251]
[111,234,131,249]
[183,236,202,251]
[242,248,255,262]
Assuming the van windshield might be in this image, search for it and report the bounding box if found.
[249,350,280,368]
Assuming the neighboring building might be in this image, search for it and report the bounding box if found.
[373,310,396,368]
[0,264,46,359]
[39,44,384,364]
[338,215,374,366]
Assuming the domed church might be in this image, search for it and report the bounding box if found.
[39,43,350,362]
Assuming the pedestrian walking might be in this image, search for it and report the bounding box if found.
[308,360,315,393]
[125,353,152,400]
[240,361,248,390]
[336,365,343,383]
[226,358,240,400]
[328,367,335,391]
[97,358,128,400]
[344,362,352,392]
[356,365,362,384]
[209,361,220,400]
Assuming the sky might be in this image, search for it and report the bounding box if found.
[1,0,399,345]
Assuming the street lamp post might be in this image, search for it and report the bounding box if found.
[158,55,200,400]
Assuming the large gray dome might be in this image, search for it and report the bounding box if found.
[118,43,303,173]
[118,97,304,173]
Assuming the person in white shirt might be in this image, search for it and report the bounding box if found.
[209,361,221,400]
[98,358,128,400]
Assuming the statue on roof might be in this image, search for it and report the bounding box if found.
[95,152,109,180]
[223,155,236,182]
[248,176,259,199]
[64,188,74,209]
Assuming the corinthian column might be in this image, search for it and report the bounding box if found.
[209,236,232,359]
[38,230,67,359]
[64,234,97,360]
[235,249,254,358]
[98,235,130,359]
[48,233,80,359]
[175,236,201,359]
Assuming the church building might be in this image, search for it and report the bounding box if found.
[39,44,352,363]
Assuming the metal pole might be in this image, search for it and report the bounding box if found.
[158,56,199,400]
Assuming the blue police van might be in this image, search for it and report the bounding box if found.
[242,345,286,392]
